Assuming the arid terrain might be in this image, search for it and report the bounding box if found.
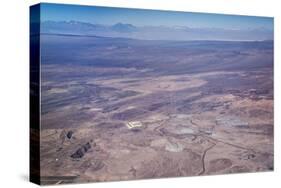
[39,34,273,184]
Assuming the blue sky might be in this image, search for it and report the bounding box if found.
[40,3,273,30]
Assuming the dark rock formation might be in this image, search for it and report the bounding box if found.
[71,142,92,159]
[66,131,74,139]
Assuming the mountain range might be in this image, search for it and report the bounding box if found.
[39,20,273,41]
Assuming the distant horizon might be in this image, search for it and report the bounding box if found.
[41,19,274,31]
[37,3,274,41]
[40,3,273,30]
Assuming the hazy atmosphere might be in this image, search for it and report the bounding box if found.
[38,3,273,41]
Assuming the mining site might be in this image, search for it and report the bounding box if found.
[39,34,273,184]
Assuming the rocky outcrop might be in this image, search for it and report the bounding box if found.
[71,142,92,159]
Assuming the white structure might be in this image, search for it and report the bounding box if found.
[126,121,143,129]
